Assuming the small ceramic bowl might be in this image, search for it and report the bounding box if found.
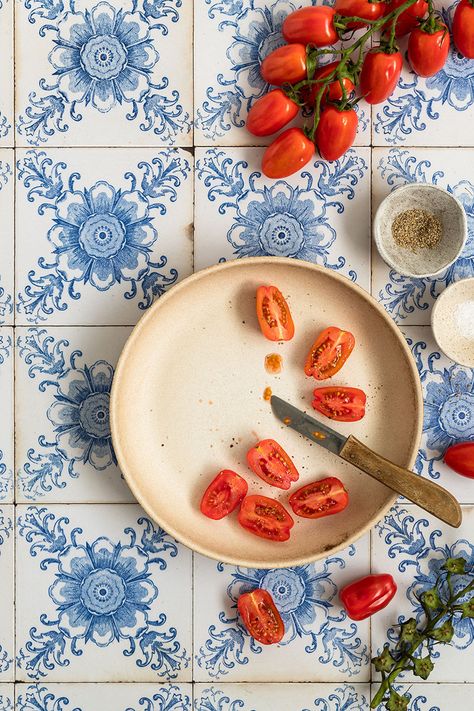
[374,183,467,278]
[432,278,474,368]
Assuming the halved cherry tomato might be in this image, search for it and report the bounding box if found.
[305,61,356,106]
[316,106,358,161]
[335,0,386,29]
[260,44,307,86]
[262,128,314,179]
[238,589,285,644]
[444,442,474,479]
[340,574,397,620]
[247,439,299,490]
[282,6,339,47]
[384,0,428,36]
[453,0,474,59]
[256,285,295,342]
[304,327,355,380]
[312,387,366,422]
[246,89,299,137]
[238,495,294,541]
[289,477,349,519]
[408,25,450,78]
[200,470,248,520]
[359,48,403,104]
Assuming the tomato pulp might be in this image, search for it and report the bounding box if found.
[304,326,355,380]
[256,285,295,341]
[312,386,366,422]
[200,470,248,520]
[247,439,299,490]
[238,495,294,541]
[289,477,349,519]
[340,574,397,620]
[237,589,285,644]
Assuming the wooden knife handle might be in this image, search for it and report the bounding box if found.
[340,435,462,528]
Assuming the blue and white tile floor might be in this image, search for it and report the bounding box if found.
[1,0,473,708]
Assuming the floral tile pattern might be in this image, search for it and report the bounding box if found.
[194,684,370,710]
[0,506,14,683]
[0,329,13,503]
[15,148,193,325]
[15,505,193,682]
[194,147,371,289]
[193,535,370,682]
[0,685,13,711]
[0,1,13,148]
[0,150,13,325]
[15,0,193,147]
[372,147,474,324]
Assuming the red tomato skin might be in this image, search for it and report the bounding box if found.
[246,89,299,137]
[340,574,397,620]
[359,49,403,104]
[237,589,285,645]
[453,0,474,59]
[247,439,299,490]
[408,26,450,77]
[335,0,385,28]
[260,44,307,86]
[262,128,314,179]
[238,495,294,542]
[305,62,356,106]
[385,0,429,36]
[282,6,338,46]
[256,286,295,341]
[316,106,358,161]
[200,470,248,520]
[289,477,349,519]
[312,386,366,422]
[444,442,474,479]
[305,327,356,380]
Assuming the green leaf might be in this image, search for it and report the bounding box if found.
[400,618,419,643]
[386,691,409,710]
[413,654,434,680]
[443,557,466,574]
[461,597,474,619]
[421,587,442,610]
[430,620,454,643]
[372,646,395,673]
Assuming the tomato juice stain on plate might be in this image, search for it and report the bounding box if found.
[263,387,272,401]
[265,353,283,374]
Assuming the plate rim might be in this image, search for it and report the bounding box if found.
[111,257,423,568]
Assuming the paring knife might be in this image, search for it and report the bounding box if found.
[271,395,462,528]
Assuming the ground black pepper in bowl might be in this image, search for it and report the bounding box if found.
[391,208,443,252]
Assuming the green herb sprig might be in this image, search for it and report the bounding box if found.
[371,556,474,710]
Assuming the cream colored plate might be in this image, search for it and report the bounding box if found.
[111,258,422,569]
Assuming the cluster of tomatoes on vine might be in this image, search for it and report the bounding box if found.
[247,0,474,179]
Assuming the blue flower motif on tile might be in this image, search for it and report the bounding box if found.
[16,685,81,711]
[407,338,474,481]
[16,150,190,321]
[0,335,12,500]
[304,685,368,710]
[17,507,188,679]
[377,508,474,655]
[376,149,473,321]
[375,3,474,144]
[126,685,190,711]
[196,148,367,277]
[17,328,119,497]
[17,0,191,144]
[196,552,368,679]
[0,508,13,675]
[194,687,248,711]
[0,160,13,323]
[0,694,13,711]
[197,0,367,140]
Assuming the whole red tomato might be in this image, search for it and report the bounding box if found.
[316,107,358,162]
[340,574,397,620]
[305,62,356,106]
[453,0,474,59]
[282,6,339,46]
[408,25,450,77]
[384,0,429,36]
[359,48,403,104]
[262,128,314,179]
[260,44,307,86]
[246,89,299,137]
[444,442,474,479]
[335,0,386,28]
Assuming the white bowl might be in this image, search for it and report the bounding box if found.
[374,183,467,278]
[432,278,474,368]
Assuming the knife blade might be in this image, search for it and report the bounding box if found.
[270,395,462,528]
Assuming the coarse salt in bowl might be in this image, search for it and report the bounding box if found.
[432,278,474,368]
[374,183,467,278]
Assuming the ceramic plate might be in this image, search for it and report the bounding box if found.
[111,258,422,568]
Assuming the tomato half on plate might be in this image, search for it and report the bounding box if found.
[200,470,248,520]
[312,386,366,422]
[256,285,295,341]
[289,477,348,519]
[247,439,299,490]
[238,495,294,541]
[304,327,355,380]
[237,589,285,644]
